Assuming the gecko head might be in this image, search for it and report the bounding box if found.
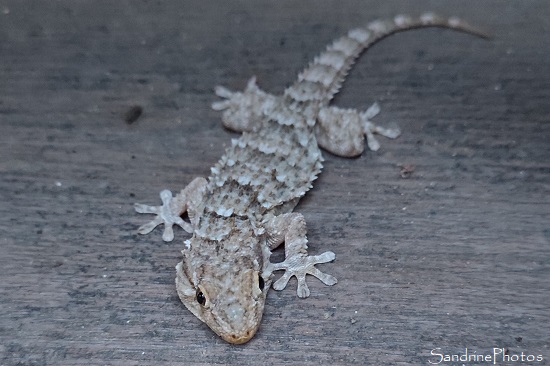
[175,236,272,344]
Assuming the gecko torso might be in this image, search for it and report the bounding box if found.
[135,13,487,344]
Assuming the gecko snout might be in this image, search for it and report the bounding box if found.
[223,328,257,345]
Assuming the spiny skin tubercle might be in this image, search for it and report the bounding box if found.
[135,13,487,344]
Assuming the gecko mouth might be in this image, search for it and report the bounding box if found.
[221,328,257,345]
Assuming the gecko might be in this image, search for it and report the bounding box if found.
[134,13,488,344]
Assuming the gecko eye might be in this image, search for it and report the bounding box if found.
[258,275,265,291]
[196,290,206,305]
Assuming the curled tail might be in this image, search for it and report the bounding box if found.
[285,13,489,104]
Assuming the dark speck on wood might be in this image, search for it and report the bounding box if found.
[124,105,143,124]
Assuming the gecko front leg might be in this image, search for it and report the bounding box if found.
[264,213,337,298]
[134,177,207,242]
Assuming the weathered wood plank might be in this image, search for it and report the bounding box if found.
[1,1,548,365]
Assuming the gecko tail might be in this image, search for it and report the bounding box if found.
[420,13,490,40]
[284,13,490,104]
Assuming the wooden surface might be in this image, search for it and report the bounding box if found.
[1,1,549,365]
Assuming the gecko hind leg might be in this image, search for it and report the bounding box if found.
[315,102,400,157]
[211,76,277,132]
[134,177,207,242]
[265,213,337,298]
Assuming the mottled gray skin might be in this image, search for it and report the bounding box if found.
[135,13,487,344]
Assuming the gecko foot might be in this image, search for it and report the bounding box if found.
[362,102,401,151]
[270,251,337,298]
[134,189,192,242]
[211,76,258,112]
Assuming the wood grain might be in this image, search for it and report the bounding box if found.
[1,1,548,365]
